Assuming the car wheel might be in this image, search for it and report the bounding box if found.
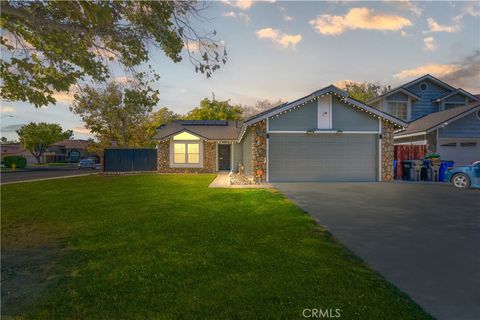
[452,173,470,189]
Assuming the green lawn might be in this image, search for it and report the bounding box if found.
[1,174,432,319]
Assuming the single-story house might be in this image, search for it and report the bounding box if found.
[395,102,480,165]
[44,139,94,163]
[1,143,38,164]
[154,85,407,182]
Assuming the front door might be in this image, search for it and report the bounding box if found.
[218,144,231,171]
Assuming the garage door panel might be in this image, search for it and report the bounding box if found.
[438,139,480,166]
[269,134,377,182]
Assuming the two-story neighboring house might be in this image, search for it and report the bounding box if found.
[368,74,480,165]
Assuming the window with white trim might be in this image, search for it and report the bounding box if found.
[173,142,200,164]
[386,101,408,120]
[170,132,203,167]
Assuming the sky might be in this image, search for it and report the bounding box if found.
[1,0,479,141]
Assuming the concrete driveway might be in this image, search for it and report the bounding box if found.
[274,182,480,320]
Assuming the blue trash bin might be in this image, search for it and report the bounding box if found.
[439,161,455,182]
[393,160,398,180]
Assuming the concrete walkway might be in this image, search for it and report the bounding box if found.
[274,182,480,320]
[209,173,271,188]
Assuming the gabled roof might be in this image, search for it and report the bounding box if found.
[154,120,241,141]
[368,87,422,104]
[431,88,480,103]
[51,139,90,149]
[367,74,458,104]
[395,102,480,137]
[244,85,408,127]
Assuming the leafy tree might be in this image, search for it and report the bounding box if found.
[71,82,159,148]
[16,122,72,163]
[143,107,181,146]
[184,98,243,120]
[242,99,285,118]
[344,81,389,103]
[1,1,226,107]
[1,136,7,144]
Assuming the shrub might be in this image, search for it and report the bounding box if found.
[2,156,27,168]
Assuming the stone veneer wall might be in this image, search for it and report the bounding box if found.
[250,120,267,181]
[157,140,216,173]
[381,120,396,181]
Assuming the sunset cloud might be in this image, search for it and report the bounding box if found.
[394,64,460,79]
[424,17,461,33]
[73,127,92,135]
[394,51,480,92]
[256,28,302,49]
[0,105,16,113]
[309,7,412,36]
[423,37,437,51]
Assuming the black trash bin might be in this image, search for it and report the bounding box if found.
[402,160,414,181]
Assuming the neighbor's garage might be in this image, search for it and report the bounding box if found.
[268,133,378,182]
[437,138,480,166]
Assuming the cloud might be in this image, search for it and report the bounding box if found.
[221,0,275,10]
[424,17,461,33]
[394,51,480,92]
[423,37,436,51]
[51,91,75,104]
[72,127,92,135]
[223,11,250,23]
[333,80,361,90]
[309,7,412,36]
[256,28,302,49]
[441,50,480,92]
[283,15,294,22]
[394,64,460,79]
[400,30,411,37]
[453,2,480,23]
[1,105,16,113]
[1,124,23,132]
[387,0,422,17]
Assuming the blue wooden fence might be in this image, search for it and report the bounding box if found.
[104,149,157,172]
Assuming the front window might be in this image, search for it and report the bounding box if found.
[170,132,203,167]
[173,142,200,164]
[386,101,408,120]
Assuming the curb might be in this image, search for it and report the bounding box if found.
[1,173,99,185]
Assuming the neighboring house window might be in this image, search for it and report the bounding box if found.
[444,102,464,110]
[386,101,408,120]
[170,132,203,168]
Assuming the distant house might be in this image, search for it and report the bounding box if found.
[368,74,480,165]
[1,144,38,164]
[45,139,94,163]
[154,85,407,182]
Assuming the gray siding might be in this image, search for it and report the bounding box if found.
[269,96,378,131]
[438,112,480,138]
[332,96,379,131]
[242,128,253,176]
[233,141,243,172]
[405,80,450,119]
[269,133,378,182]
[445,93,466,104]
[386,92,408,101]
[268,100,317,131]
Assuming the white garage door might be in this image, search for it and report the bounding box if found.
[268,133,378,182]
[438,139,480,166]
